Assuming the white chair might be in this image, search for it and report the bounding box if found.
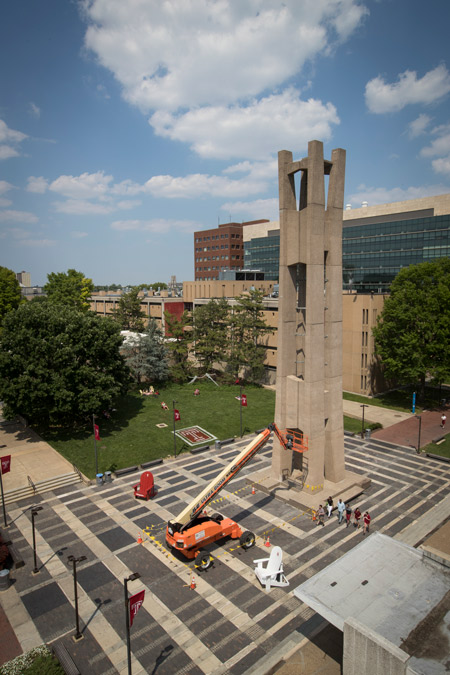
[254,546,289,591]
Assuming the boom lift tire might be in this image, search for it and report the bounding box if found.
[212,513,224,521]
[195,549,213,571]
[240,531,256,549]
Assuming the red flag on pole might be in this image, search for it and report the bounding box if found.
[241,394,247,407]
[94,424,101,441]
[174,409,181,422]
[0,456,11,474]
[129,589,145,627]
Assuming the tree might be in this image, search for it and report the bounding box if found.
[0,266,22,327]
[164,309,193,381]
[228,289,273,383]
[373,258,450,400]
[192,298,230,372]
[112,287,146,331]
[122,318,170,384]
[0,302,129,426]
[44,269,94,312]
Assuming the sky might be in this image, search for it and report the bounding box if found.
[1,0,450,287]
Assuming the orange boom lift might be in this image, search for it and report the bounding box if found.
[165,423,308,570]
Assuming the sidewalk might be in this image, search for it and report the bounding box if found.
[371,403,449,450]
[342,399,413,427]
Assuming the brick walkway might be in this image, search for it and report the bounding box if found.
[372,403,449,450]
[0,435,449,674]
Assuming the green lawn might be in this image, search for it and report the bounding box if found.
[422,434,450,459]
[39,383,382,478]
[343,390,418,413]
[40,382,276,478]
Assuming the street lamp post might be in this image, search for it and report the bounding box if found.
[68,554,87,640]
[415,415,422,454]
[240,385,243,438]
[124,572,141,675]
[172,401,177,458]
[0,445,8,528]
[31,506,43,574]
[360,404,369,439]
[92,414,98,477]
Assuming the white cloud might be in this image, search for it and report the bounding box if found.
[0,180,14,195]
[52,198,116,215]
[407,113,432,139]
[83,0,367,112]
[420,128,450,158]
[365,64,450,114]
[150,89,339,160]
[0,119,28,159]
[27,176,49,193]
[0,119,27,144]
[71,231,89,238]
[221,198,279,221]
[29,102,41,118]
[431,157,450,175]
[347,183,450,207]
[49,171,114,199]
[144,172,266,199]
[0,209,39,224]
[0,198,12,207]
[111,218,198,233]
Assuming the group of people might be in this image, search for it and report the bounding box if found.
[316,497,371,535]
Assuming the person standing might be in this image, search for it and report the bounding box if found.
[326,496,333,518]
[337,499,345,524]
[441,413,447,428]
[317,505,325,527]
[345,503,352,528]
[363,511,371,535]
[353,507,361,528]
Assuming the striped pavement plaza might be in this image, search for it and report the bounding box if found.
[0,435,449,675]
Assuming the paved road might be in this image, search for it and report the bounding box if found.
[0,433,449,674]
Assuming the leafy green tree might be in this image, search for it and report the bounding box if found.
[228,289,273,383]
[192,298,230,372]
[112,287,146,331]
[373,258,450,400]
[44,268,94,312]
[164,309,192,381]
[151,282,167,291]
[122,318,170,384]
[0,265,22,327]
[0,302,129,426]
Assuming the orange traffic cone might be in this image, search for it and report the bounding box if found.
[312,510,316,522]
[251,485,255,495]
[190,574,196,590]
[264,535,271,547]
[137,532,143,544]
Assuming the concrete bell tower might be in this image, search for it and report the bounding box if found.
[271,140,346,492]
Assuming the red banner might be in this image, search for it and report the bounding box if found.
[94,424,101,441]
[174,409,181,422]
[241,394,247,407]
[129,589,145,627]
[0,455,11,475]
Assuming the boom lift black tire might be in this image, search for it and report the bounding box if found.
[240,531,256,549]
[211,513,224,521]
[195,549,213,571]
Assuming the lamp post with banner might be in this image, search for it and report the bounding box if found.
[124,572,142,675]
[0,447,10,528]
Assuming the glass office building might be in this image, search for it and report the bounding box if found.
[343,213,450,293]
[243,233,280,281]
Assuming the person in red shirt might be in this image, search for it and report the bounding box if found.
[353,507,361,528]
[363,511,371,535]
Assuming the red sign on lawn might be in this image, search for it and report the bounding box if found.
[174,409,181,422]
[94,424,101,441]
[129,590,145,627]
[241,394,247,407]
[0,455,11,474]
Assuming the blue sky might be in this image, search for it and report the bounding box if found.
[1,0,450,286]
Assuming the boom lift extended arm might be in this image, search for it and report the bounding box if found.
[165,423,307,568]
